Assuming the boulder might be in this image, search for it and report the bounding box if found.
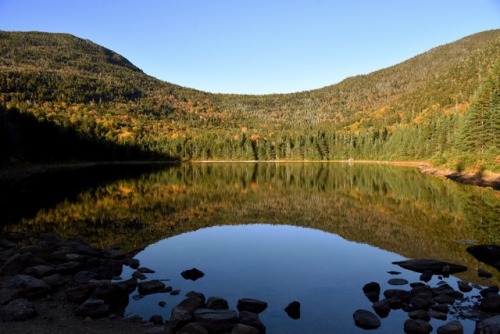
[237,298,268,314]
[186,291,206,302]
[0,298,37,321]
[8,274,52,299]
[437,320,463,334]
[284,301,300,320]
[231,323,260,334]
[65,284,95,303]
[181,268,205,281]
[193,309,238,333]
[177,322,209,334]
[363,282,380,302]
[457,280,473,293]
[475,315,500,334]
[466,245,500,269]
[393,259,467,274]
[23,265,55,278]
[353,309,381,329]
[372,299,391,318]
[206,296,229,310]
[478,268,493,278]
[169,306,193,331]
[404,319,433,334]
[177,296,207,312]
[239,311,266,333]
[481,295,500,312]
[74,298,109,318]
[137,280,165,295]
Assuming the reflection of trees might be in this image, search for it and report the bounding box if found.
[4,163,499,283]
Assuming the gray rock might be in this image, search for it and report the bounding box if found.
[0,298,37,321]
[481,294,500,312]
[193,308,238,332]
[237,298,268,314]
[457,280,473,292]
[138,280,165,295]
[437,320,463,334]
[393,259,467,274]
[238,311,266,334]
[169,306,193,331]
[8,274,52,299]
[475,315,500,334]
[74,298,109,318]
[42,273,68,287]
[23,265,55,278]
[284,301,300,320]
[404,319,433,334]
[56,261,84,274]
[206,296,229,310]
[177,323,209,334]
[65,284,95,303]
[353,309,381,329]
[372,299,391,318]
[177,296,207,312]
[231,323,260,334]
[388,278,409,285]
[181,268,205,281]
[430,304,450,314]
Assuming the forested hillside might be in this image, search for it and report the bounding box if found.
[1,30,499,170]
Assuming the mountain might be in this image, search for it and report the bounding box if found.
[0,30,499,170]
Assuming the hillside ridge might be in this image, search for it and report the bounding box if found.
[1,29,499,171]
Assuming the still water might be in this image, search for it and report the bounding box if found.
[1,162,499,333]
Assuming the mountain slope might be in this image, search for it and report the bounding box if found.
[0,30,499,170]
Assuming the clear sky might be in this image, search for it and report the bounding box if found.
[0,1,499,94]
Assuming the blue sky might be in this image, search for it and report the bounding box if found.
[0,1,499,94]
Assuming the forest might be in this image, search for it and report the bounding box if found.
[0,29,499,171]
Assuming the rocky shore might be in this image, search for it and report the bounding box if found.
[0,232,293,334]
[1,232,498,333]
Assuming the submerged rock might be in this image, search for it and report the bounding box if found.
[353,309,381,329]
[393,259,467,275]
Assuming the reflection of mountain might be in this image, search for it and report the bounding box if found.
[3,163,499,282]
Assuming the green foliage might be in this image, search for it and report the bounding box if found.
[1,30,499,170]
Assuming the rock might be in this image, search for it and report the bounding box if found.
[393,259,467,274]
[42,273,68,288]
[206,296,229,310]
[8,274,52,299]
[170,289,181,295]
[237,298,268,314]
[372,299,391,318]
[74,298,109,318]
[56,261,84,274]
[409,310,430,321]
[138,267,155,274]
[193,309,238,333]
[149,314,164,325]
[132,271,147,280]
[169,306,193,331]
[429,309,448,320]
[231,323,260,334]
[388,278,409,286]
[65,284,95,303]
[186,291,206,302]
[480,286,499,298]
[430,304,450,314]
[1,253,41,275]
[434,294,455,305]
[478,268,493,278]
[481,294,500,312]
[177,296,207,312]
[177,322,209,334]
[0,298,37,321]
[420,272,433,282]
[353,309,381,329]
[467,244,500,269]
[411,285,433,298]
[363,282,380,302]
[404,319,433,334]
[383,289,411,301]
[284,301,300,320]
[138,280,165,295]
[387,271,401,275]
[409,295,433,310]
[159,301,166,307]
[457,280,473,292]
[73,270,99,283]
[23,265,56,278]
[475,315,500,334]
[239,311,266,333]
[181,268,205,281]
[128,258,140,269]
[436,320,463,334]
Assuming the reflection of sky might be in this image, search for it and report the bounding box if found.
[122,224,479,333]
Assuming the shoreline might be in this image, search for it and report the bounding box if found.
[1,160,499,191]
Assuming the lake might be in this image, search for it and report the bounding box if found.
[1,162,499,333]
